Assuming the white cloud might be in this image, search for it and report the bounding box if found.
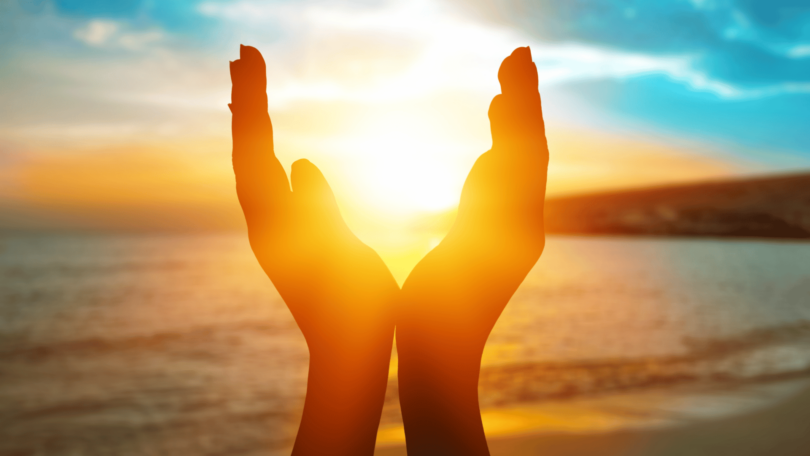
[198,0,698,103]
[197,0,810,104]
[73,20,162,51]
[73,20,119,46]
[663,64,810,99]
[788,45,810,59]
[58,0,810,125]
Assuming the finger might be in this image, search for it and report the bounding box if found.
[290,159,347,232]
[231,45,291,232]
[489,47,547,153]
[457,47,549,235]
[497,46,538,97]
[230,45,267,114]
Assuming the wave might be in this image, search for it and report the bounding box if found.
[4,311,809,426]
[381,321,810,423]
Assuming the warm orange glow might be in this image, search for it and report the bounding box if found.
[545,128,738,197]
[4,127,734,279]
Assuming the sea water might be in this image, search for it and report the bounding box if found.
[1,234,809,455]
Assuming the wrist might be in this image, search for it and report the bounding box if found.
[293,329,395,456]
[395,331,490,456]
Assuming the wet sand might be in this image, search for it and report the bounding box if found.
[376,380,810,456]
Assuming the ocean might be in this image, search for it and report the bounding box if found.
[1,233,809,455]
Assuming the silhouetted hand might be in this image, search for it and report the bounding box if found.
[396,47,549,456]
[230,45,398,456]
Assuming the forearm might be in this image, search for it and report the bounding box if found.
[393,241,523,456]
[396,324,490,456]
[292,329,395,456]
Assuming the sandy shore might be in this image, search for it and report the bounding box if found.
[376,379,810,456]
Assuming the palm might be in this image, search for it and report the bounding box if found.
[397,47,549,455]
[257,173,396,346]
[401,46,547,351]
[230,46,397,350]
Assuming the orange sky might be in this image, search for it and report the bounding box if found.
[2,126,738,281]
[5,127,737,229]
[2,0,786,281]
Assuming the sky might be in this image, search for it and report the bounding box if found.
[1,0,809,272]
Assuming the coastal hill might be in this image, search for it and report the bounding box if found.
[544,172,810,239]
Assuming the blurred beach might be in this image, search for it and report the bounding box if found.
[1,233,810,455]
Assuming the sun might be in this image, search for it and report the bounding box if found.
[358,138,464,213]
[325,115,477,218]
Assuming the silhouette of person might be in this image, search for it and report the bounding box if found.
[230,45,548,456]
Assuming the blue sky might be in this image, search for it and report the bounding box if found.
[2,0,808,158]
[465,0,810,161]
[1,0,809,231]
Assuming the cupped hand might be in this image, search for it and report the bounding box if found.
[230,45,398,456]
[396,47,549,455]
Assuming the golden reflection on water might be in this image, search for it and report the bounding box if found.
[377,379,810,447]
[376,236,810,447]
[2,234,810,455]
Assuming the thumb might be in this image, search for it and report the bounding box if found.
[291,159,345,228]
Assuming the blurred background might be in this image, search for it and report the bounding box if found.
[1,0,810,455]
